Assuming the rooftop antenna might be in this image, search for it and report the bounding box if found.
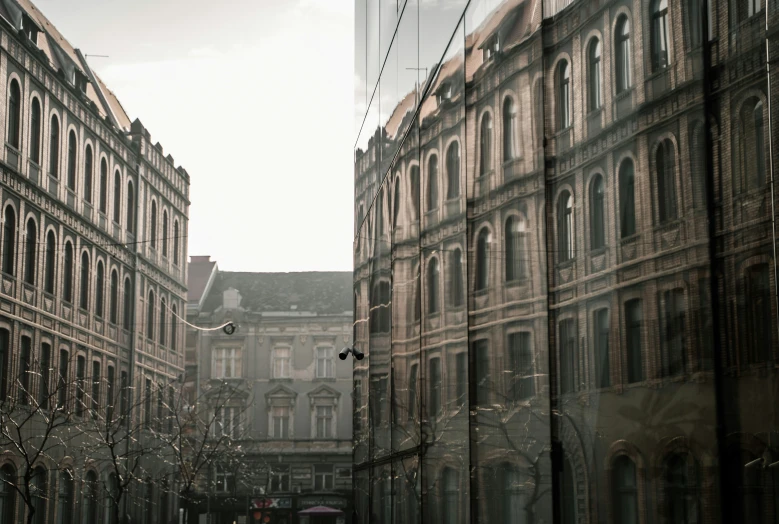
[84,54,109,60]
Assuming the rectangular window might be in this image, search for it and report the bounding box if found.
[76,355,85,416]
[508,332,534,400]
[270,466,290,492]
[272,348,291,379]
[370,375,388,426]
[91,361,101,418]
[106,365,115,421]
[408,364,418,421]
[120,371,128,420]
[625,300,643,383]
[428,358,442,417]
[473,340,490,405]
[215,406,241,439]
[559,318,577,394]
[455,353,467,407]
[316,405,333,438]
[57,350,68,409]
[39,343,51,409]
[314,465,334,491]
[144,378,152,427]
[19,336,31,405]
[271,406,290,438]
[662,289,687,377]
[594,309,610,388]
[0,329,8,401]
[215,466,235,493]
[212,347,241,378]
[316,347,335,378]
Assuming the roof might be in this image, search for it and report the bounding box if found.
[202,271,353,315]
[187,256,218,306]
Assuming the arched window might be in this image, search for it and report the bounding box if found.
[82,471,98,524]
[561,458,577,524]
[612,456,639,524]
[159,297,167,345]
[30,98,41,163]
[393,177,401,230]
[480,113,492,175]
[475,228,490,291]
[505,215,528,281]
[410,165,420,221]
[80,251,90,310]
[446,142,460,199]
[109,270,118,324]
[451,248,464,307]
[656,139,678,223]
[590,175,605,250]
[427,258,439,314]
[99,159,108,213]
[441,468,459,523]
[0,465,16,524]
[84,145,93,203]
[63,241,73,302]
[31,467,46,524]
[625,299,643,383]
[588,39,602,111]
[427,154,439,211]
[95,261,104,318]
[503,97,518,162]
[501,463,526,523]
[2,206,16,275]
[615,16,632,93]
[739,98,766,191]
[162,210,169,256]
[112,170,121,224]
[56,470,73,524]
[49,115,59,178]
[123,277,132,330]
[665,453,700,524]
[557,60,571,129]
[619,160,636,237]
[651,0,670,72]
[126,181,134,233]
[171,304,178,349]
[173,220,180,265]
[147,289,155,340]
[150,200,157,249]
[106,474,119,524]
[45,231,56,294]
[67,130,77,190]
[7,79,20,149]
[24,218,36,285]
[534,80,544,149]
[558,191,574,262]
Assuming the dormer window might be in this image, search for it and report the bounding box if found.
[436,83,452,106]
[483,36,500,62]
[73,71,88,94]
[21,15,39,45]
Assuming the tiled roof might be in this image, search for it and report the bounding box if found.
[202,271,353,315]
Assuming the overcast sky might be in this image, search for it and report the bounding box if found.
[35,0,354,273]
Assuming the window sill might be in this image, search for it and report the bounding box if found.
[314,377,337,382]
[505,277,530,287]
[589,246,607,256]
[556,259,575,270]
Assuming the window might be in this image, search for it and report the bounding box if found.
[369,281,390,333]
[588,39,602,111]
[19,336,31,404]
[30,98,41,163]
[31,467,46,524]
[666,454,700,523]
[534,80,544,148]
[75,355,86,416]
[557,60,571,129]
[410,165,420,221]
[427,257,439,314]
[144,378,152,427]
[57,350,68,410]
[147,290,155,339]
[559,318,577,394]
[213,347,241,378]
[24,218,36,285]
[662,288,687,377]
[619,159,636,237]
[150,200,157,248]
[475,228,490,291]
[108,270,118,323]
[80,252,90,310]
[123,277,132,330]
[49,115,59,177]
[99,159,107,213]
[271,405,290,438]
[7,79,20,149]
[427,154,439,211]
[314,465,334,490]
[84,145,93,203]
[393,177,401,230]
[441,468,459,524]
[739,98,766,191]
[162,210,168,256]
[316,346,335,378]
[690,123,707,210]
[2,206,16,275]
[171,304,178,349]
[56,470,73,524]
[39,343,50,408]
[215,466,235,493]
[656,139,677,223]
[316,405,333,438]
[745,264,771,364]
[120,371,128,420]
[612,456,639,524]
[615,16,632,93]
[126,181,134,233]
[63,241,73,302]
[144,479,154,524]
[91,361,100,418]
[408,363,418,420]
[589,175,606,251]
[625,299,644,383]
[446,142,460,199]
[503,97,517,161]
[173,220,180,265]
[272,347,291,378]
[214,406,241,439]
[741,0,761,20]
[561,458,577,524]
[159,297,167,345]
[106,365,115,422]
[505,215,527,281]
[508,332,534,400]
[112,171,121,224]
[270,466,290,492]
[499,463,526,522]
[455,352,467,407]
[94,261,104,318]
[558,191,574,262]
[451,248,464,306]
[428,357,442,417]
[593,308,610,388]
[651,0,670,72]
[474,339,490,405]
[44,231,56,294]
[479,113,492,175]
[67,131,77,190]
[0,329,7,401]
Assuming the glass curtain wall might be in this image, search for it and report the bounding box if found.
[354,0,779,523]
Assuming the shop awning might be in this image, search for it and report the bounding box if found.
[297,505,344,516]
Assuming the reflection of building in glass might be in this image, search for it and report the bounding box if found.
[354,0,779,522]
[185,258,354,522]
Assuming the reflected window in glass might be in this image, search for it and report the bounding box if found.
[665,453,700,524]
[557,191,574,262]
[503,97,517,161]
[588,39,601,111]
[612,456,639,524]
[594,308,610,388]
[446,142,460,199]
[590,175,605,250]
[651,0,670,72]
[505,215,528,281]
[476,229,491,290]
[615,15,632,93]
[427,257,440,314]
[480,112,492,175]
[508,332,534,400]
[625,299,644,383]
[427,154,439,211]
[656,139,678,223]
[557,60,571,129]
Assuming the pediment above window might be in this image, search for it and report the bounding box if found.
[308,384,341,407]
[266,384,298,407]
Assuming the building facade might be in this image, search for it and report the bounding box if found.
[0,0,190,522]
[185,259,353,524]
[354,0,779,522]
